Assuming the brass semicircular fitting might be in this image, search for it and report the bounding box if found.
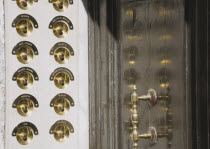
[50,120,74,142]
[13,67,39,90]
[12,122,39,145]
[50,42,74,64]
[16,0,38,10]
[49,16,73,38]
[49,0,73,12]
[50,67,74,89]
[50,93,75,115]
[13,94,39,117]
[12,41,39,64]
[12,14,38,37]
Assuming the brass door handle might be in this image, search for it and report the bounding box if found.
[129,85,158,149]
[131,85,157,105]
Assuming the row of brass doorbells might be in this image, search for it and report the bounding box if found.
[13,41,74,64]
[12,14,73,38]
[13,0,74,12]
[13,67,74,89]
[12,120,74,145]
[12,93,74,116]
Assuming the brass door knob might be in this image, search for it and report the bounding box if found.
[15,0,38,10]
[49,0,73,12]
[49,16,73,38]
[13,67,39,90]
[50,120,74,142]
[12,122,39,145]
[131,85,158,106]
[12,41,39,64]
[50,67,74,89]
[13,94,39,117]
[50,42,74,64]
[12,14,38,37]
[50,93,75,115]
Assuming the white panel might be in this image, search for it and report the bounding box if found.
[4,1,88,149]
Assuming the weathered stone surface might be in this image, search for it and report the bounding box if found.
[0,0,5,148]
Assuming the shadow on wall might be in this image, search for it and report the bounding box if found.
[81,0,119,39]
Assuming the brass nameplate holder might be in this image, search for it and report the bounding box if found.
[49,120,74,142]
[12,122,39,145]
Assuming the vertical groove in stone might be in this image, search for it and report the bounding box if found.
[0,0,5,148]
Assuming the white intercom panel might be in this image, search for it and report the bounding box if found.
[4,0,89,149]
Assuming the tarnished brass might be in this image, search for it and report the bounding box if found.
[124,47,138,65]
[129,85,157,106]
[13,94,39,117]
[49,16,73,38]
[139,127,158,142]
[138,89,157,106]
[49,0,74,12]
[53,21,68,38]
[50,93,75,115]
[12,14,38,37]
[12,41,39,64]
[17,46,34,64]
[50,120,74,142]
[15,0,38,10]
[54,72,70,89]
[128,86,158,149]
[13,67,39,89]
[50,67,74,89]
[16,71,34,89]
[54,48,70,64]
[124,69,138,87]
[12,122,38,145]
[16,19,33,37]
[16,126,33,145]
[50,42,74,64]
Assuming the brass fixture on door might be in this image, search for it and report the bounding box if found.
[50,93,75,115]
[13,94,39,117]
[12,14,38,37]
[13,67,39,89]
[50,67,74,89]
[49,16,73,38]
[49,0,73,12]
[129,85,158,149]
[13,0,38,10]
[50,42,74,64]
[49,120,74,142]
[12,41,39,64]
[12,122,39,145]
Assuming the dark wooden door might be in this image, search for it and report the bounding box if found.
[86,0,209,149]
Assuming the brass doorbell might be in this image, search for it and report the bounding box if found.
[12,0,38,10]
[12,122,39,145]
[13,67,39,89]
[50,42,74,64]
[49,16,73,38]
[50,120,74,142]
[13,94,39,117]
[50,67,74,89]
[12,14,38,37]
[49,0,73,12]
[12,41,38,64]
[50,93,75,115]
